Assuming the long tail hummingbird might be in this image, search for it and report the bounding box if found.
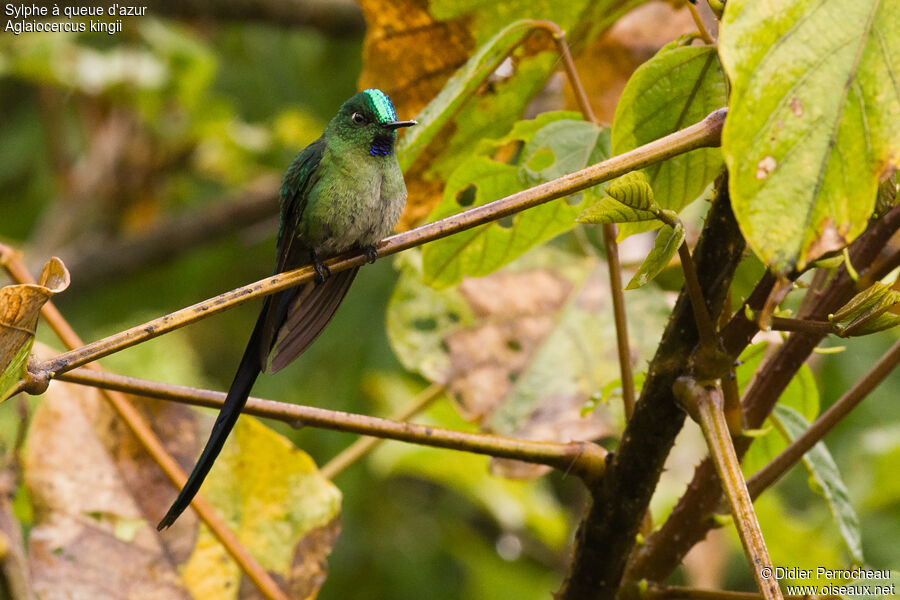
[158,89,415,529]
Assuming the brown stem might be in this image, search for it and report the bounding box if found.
[678,242,719,351]
[539,20,598,124]
[747,336,900,498]
[545,22,636,421]
[36,108,727,380]
[1,256,289,600]
[768,317,836,336]
[688,2,715,45]
[604,222,637,419]
[682,379,781,600]
[55,368,608,483]
[320,384,445,480]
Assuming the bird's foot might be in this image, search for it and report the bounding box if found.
[312,252,331,284]
[363,245,379,264]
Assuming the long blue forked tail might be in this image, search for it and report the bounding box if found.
[156,306,267,530]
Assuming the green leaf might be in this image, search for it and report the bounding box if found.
[844,311,900,336]
[611,44,726,239]
[518,119,610,185]
[576,195,657,225]
[0,342,31,404]
[422,118,610,289]
[830,282,900,336]
[626,223,685,290]
[605,171,657,211]
[719,0,900,272]
[772,405,864,566]
[362,1,649,224]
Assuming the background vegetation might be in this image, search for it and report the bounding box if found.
[0,1,898,599]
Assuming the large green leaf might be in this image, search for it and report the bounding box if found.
[611,42,727,239]
[772,405,864,566]
[719,0,900,272]
[422,117,610,289]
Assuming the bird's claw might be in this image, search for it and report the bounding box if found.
[313,254,331,284]
[363,245,379,264]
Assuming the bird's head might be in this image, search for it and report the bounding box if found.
[328,89,416,157]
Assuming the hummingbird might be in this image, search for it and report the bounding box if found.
[158,89,416,530]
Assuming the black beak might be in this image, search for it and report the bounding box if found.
[383,120,417,130]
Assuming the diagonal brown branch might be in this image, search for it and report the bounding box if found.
[0,250,290,600]
[747,336,900,498]
[34,107,726,380]
[677,378,781,600]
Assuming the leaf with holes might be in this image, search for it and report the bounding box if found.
[612,41,726,239]
[719,0,900,272]
[772,405,864,566]
[626,223,685,290]
[422,118,610,289]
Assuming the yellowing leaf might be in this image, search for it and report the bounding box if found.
[0,256,69,402]
[182,417,341,599]
[720,0,900,272]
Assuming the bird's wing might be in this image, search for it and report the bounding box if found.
[257,137,326,367]
[266,265,359,373]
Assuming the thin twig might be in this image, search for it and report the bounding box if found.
[747,337,900,498]
[55,368,608,483]
[678,379,781,600]
[603,222,637,419]
[35,108,727,380]
[679,242,720,351]
[1,255,290,600]
[768,317,836,336]
[543,22,636,420]
[688,2,715,45]
[320,383,445,480]
[538,20,598,124]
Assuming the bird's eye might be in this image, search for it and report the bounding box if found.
[351,112,367,126]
